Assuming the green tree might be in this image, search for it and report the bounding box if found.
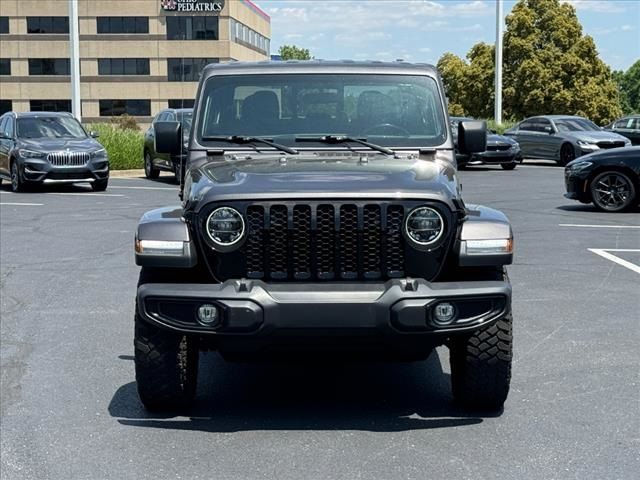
[437,52,468,116]
[614,60,640,114]
[503,0,621,124]
[278,45,312,61]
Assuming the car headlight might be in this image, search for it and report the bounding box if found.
[91,148,107,159]
[206,207,245,249]
[19,149,46,159]
[576,140,599,149]
[404,207,445,247]
[570,161,593,171]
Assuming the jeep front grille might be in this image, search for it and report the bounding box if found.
[47,151,90,167]
[243,203,406,281]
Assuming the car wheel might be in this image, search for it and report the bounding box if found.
[501,162,517,170]
[590,171,636,212]
[92,178,109,192]
[10,161,26,193]
[144,151,160,179]
[559,143,576,166]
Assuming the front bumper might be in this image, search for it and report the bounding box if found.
[564,170,590,202]
[137,279,511,345]
[471,150,520,165]
[21,159,109,184]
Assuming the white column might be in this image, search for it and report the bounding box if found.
[494,0,504,125]
[69,0,81,121]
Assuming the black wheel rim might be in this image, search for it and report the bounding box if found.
[11,163,18,190]
[144,154,151,176]
[593,173,632,210]
[561,146,575,164]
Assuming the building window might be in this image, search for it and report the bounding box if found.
[168,99,195,109]
[27,17,69,34]
[0,59,10,75]
[0,17,9,34]
[99,100,151,117]
[28,59,70,75]
[30,100,72,112]
[98,58,150,75]
[97,17,149,34]
[166,16,218,40]
[0,100,11,115]
[167,58,218,82]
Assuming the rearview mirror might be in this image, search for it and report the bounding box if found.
[155,121,182,155]
[458,120,487,154]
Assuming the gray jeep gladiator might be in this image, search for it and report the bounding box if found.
[134,61,514,412]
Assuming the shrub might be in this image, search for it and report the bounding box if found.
[486,119,517,134]
[110,114,140,131]
[87,123,144,170]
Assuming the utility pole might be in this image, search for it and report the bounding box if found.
[69,0,81,121]
[494,0,503,125]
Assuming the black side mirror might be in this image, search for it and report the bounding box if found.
[89,131,100,138]
[544,126,554,134]
[155,121,182,155]
[458,120,487,154]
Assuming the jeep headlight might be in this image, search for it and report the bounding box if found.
[404,207,444,247]
[206,207,245,249]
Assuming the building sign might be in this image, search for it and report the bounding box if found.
[161,0,225,13]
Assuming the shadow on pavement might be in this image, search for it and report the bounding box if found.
[109,351,491,433]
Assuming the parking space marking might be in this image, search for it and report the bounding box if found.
[0,202,44,206]
[46,192,125,197]
[109,186,176,191]
[589,249,640,274]
[559,224,640,229]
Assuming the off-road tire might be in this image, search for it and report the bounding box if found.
[449,313,512,411]
[144,151,160,179]
[134,313,199,411]
[91,178,109,192]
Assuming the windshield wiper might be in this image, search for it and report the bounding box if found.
[202,135,298,155]
[295,135,394,156]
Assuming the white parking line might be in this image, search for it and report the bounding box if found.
[589,249,640,274]
[109,186,176,191]
[0,202,44,206]
[559,224,640,229]
[46,192,125,197]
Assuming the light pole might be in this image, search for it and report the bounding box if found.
[494,0,503,125]
[69,0,81,121]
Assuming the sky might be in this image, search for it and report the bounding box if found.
[258,0,640,71]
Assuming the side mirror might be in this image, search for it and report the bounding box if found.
[155,121,182,155]
[89,131,100,138]
[458,120,487,154]
[544,126,553,134]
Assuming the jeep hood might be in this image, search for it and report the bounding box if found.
[185,153,462,212]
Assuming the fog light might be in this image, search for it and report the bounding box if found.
[197,304,220,326]
[433,302,456,325]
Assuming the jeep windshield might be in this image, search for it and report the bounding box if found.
[196,74,447,150]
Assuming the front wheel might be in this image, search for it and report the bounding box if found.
[91,178,109,192]
[144,151,160,179]
[501,162,517,170]
[11,161,26,193]
[590,171,636,212]
[558,143,576,166]
[449,313,512,411]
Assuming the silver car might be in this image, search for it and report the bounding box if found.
[504,115,631,166]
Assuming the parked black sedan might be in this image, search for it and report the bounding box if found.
[504,115,631,166]
[143,108,192,182]
[451,116,522,169]
[0,111,109,192]
[565,146,640,212]
[604,115,640,145]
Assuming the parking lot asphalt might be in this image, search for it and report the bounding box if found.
[1,163,639,480]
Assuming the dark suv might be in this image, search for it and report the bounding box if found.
[133,61,515,412]
[143,108,192,182]
[0,111,109,192]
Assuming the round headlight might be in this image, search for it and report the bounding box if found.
[404,207,444,246]
[206,207,245,247]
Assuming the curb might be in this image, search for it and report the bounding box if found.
[109,169,145,178]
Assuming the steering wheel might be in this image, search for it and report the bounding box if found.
[363,123,411,136]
